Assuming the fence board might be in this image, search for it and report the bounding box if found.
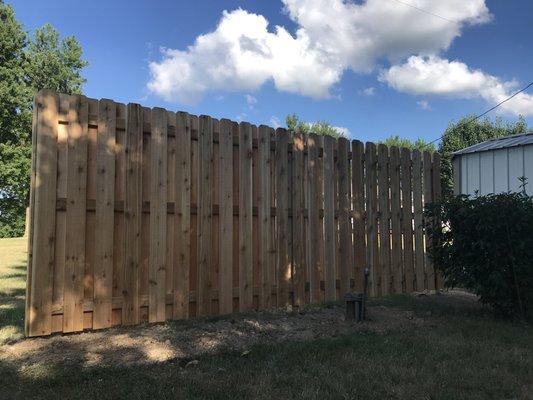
[63,95,88,333]
[239,122,253,311]
[432,153,443,289]
[323,135,336,301]
[174,112,191,318]
[400,148,415,293]
[93,99,116,329]
[412,150,425,291]
[365,143,379,296]
[219,119,234,314]
[337,138,353,295]
[351,140,366,293]
[377,144,391,295]
[123,103,143,325]
[197,116,213,316]
[275,129,290,307]
[390,147,403,293]
[148,108,168,322]
[258,126,272,309]
[423,151,435,291]
[307,134,320,302]
[292,133,305,306]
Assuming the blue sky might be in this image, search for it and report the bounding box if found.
[8,0,533,143]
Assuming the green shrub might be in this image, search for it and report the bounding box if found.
[425,191,533,319]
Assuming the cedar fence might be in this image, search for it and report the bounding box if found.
[25,90,441,337]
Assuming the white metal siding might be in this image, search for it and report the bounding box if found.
[454,144,533,196]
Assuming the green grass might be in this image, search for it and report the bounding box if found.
[0,237,532,399]
[0,237,27,344]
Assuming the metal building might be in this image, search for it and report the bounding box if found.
[452,132,533,195]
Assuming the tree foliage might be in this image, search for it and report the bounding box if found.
[438,116,527,197]
[0,1,88,237]
[286,114,345,138]
[378,134,435,152]
[425,190,533,319]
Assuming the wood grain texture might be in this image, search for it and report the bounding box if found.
[63,95,88,333]
[351,140,366,293]
[337,138,353,296]
[275,129,290,307]
[365,143,379,296]
[238,122,253,311]
[219,119,234,314]
[93,99,116,329]
[377,144,391,295]
[258,125,272,309]
[291,133,305,306]
[307,134,321,302]
[323,136,336,301]
[123,103,143,325]
[412,150,425,291]
[149,108,168,322]
[174,112,191,318]
[400,148,415,293]
[389,147,403,293]
[197,116,213,316]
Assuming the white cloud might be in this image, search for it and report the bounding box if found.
[380,56,533,116]
[148,1,491,103]
[360,87,376,96]
[417,100,432,111]
[333,126,351,137]
[245,94,258,109]
[270,116,282,129]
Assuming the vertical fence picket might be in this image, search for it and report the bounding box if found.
[27,90,59,337]
[307,134,320,302]
[423,151,435,291]
[292,133,305,306]
[377,144,391,295]
[389,147,403,293]
[275,129,290,307]
[123,103,143,325]
[174,112,191,318]
[219,119,234,314]
[412,150,425,291]
[63,95,88,333]
[337,138,353,295]
[258,125,272,309]
[93,99,116,329]
[323,136,336,301]
[149,108,168,322]
[365,142,379,296]
[400,148,415,293]
[239,122,253,311]
[432,153,443,289]
[351,140,366,292]
[197,116,213,316]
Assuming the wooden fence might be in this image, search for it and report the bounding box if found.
[25,90,441,337]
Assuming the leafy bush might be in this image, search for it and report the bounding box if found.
[425,191,533,318]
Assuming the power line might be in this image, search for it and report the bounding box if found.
[427,81,533,145]
[388,0,459,24]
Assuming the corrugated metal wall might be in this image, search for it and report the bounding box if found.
[453,144,533,195]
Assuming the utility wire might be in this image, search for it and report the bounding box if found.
[388,0,459,24]
[427,81,533,145]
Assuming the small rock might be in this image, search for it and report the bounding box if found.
[241,350,251,357]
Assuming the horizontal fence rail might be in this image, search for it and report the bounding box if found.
[25,90,441,337]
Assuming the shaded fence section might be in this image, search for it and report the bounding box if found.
[25,90,441,337]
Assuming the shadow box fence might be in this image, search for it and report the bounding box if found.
[25,90,441,337]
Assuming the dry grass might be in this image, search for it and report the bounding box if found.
[0,236,532,399]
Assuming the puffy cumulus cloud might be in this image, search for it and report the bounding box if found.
[148,1,491,103]
[380,56,533,116]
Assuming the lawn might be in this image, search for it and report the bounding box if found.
[0,236,532,399]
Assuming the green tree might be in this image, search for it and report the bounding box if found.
[286,114,345,138]
[439,116,527,197]
[0,1,88,237]
[378,134,436,152]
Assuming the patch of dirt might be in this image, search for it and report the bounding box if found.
[0,291,474,370]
